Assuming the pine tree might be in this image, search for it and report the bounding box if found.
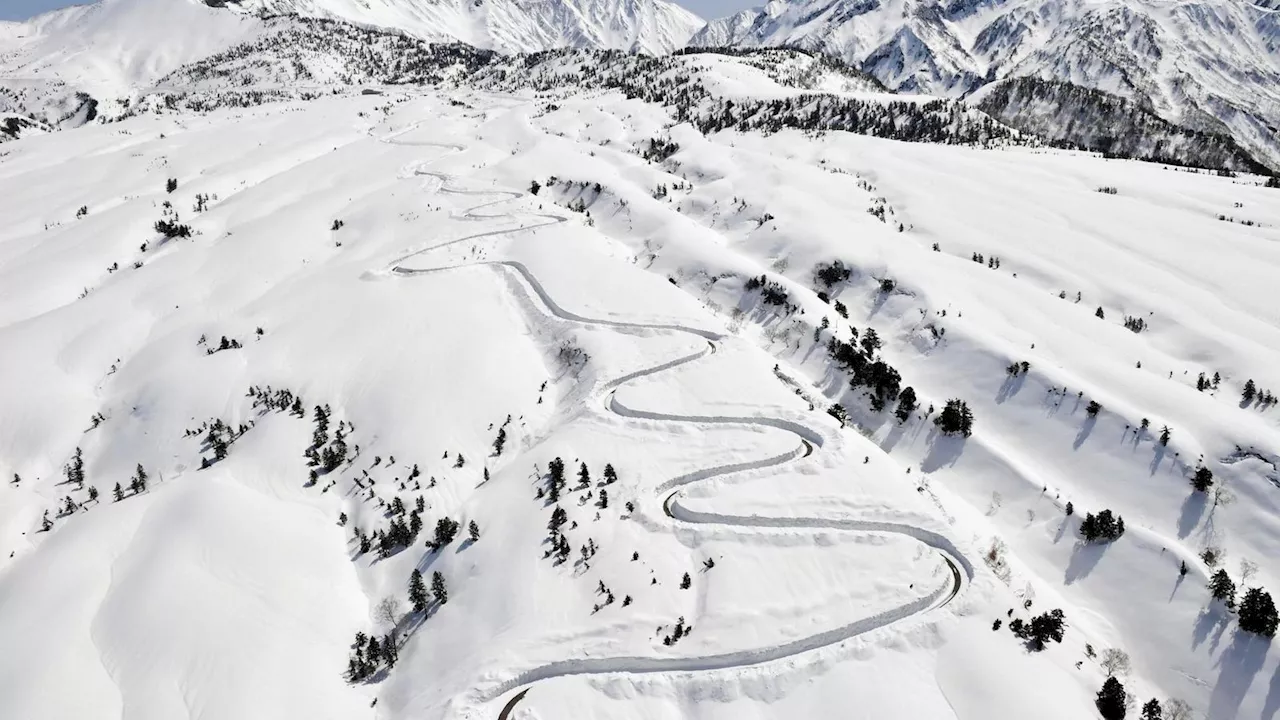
[549,505,567,532]
[603,464,618,484]
[409,569,428,612]
[1238,588,1279,638]
[895,387,918,423]
[434,517,459,547]
[1209,569,1236,608]
[1065,501,1074,516]
[547,457,565,501]
[87,486,98,502]
[468,520,480,542]
[1141,698,1162,720]
[1243,379,1257,403]
[597,489,608,509]
[578,462,590,488]
[65,447,85,487]
[680,572,691,589]
[131,464,148,494]
[1159,426,1171,446]
[1096,677,1127,720]
[112,482,124,502]
[1087,400,1102,416]
[1191,466,1214,492]
[312,405,329,448]
[431,571,447,605]
[493,427,506,455]
[1095,307,1106,320]
[935,398,974,437]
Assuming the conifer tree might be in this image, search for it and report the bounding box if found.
[1209,569,1236,607]
[1141,699,1162,720]
[680,572,691,589]
[547,457,565,501]
[432,571,447,605]
[578,462,590,488]
[895,387,918,423]
[1238,588,1279,637]
[493,427,506,455]
[113,482,123,502]
[603,463,618,484]
[87,486,98,502]
[131,464,148,494]
[1096,677,1127,720]
[1243,379,1257,404]
[935,398,975,437]
[434,517,459,547]
[1159,426,1172,446]
[409,569,428,612]
[468,520,480,542]
[1191,466,1214,492]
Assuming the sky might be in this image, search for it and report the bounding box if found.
[0,0,754,22]
[1,0,83,21]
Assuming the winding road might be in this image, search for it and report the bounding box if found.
[379,118,973,718]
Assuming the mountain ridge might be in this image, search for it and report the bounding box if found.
[689,0,1280,169]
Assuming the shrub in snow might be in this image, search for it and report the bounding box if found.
[1009,608,1066,650]
[1080,509,1125,543]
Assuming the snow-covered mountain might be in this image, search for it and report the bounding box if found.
[690,0,1280,169]
[223,0,703,54]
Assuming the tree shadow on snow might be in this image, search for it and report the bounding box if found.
[1261,664,1280,720]
[1150,444,1169,476]
[1053,516,1074,544]
[1208,630,1271,720]
[880,420,908,453]
[1072,414,1098,450]
[995,372,1027,404]
[1178,490,1208,539]
[1192,602,1233,653]
[1063,540,1107,585]
[920,430,966,473]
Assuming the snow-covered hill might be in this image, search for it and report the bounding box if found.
[690,0,1280,170]
[3,37,1280,720]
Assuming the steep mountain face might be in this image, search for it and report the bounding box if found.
[690,0,1280,169]
[222,0,704,54]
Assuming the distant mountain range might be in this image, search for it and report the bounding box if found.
[1,0,1277,170]
[691,0,1280,169]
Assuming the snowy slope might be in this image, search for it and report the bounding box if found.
[0,0,264,97]
[223,0,703,54]
[690,0,1280,170]
[2,45,1280,720]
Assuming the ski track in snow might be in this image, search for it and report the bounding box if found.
[379,124,973,718]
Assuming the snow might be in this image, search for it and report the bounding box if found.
[689,0,1280,169]
[2,50,1280,720]
[225,0,704,55]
